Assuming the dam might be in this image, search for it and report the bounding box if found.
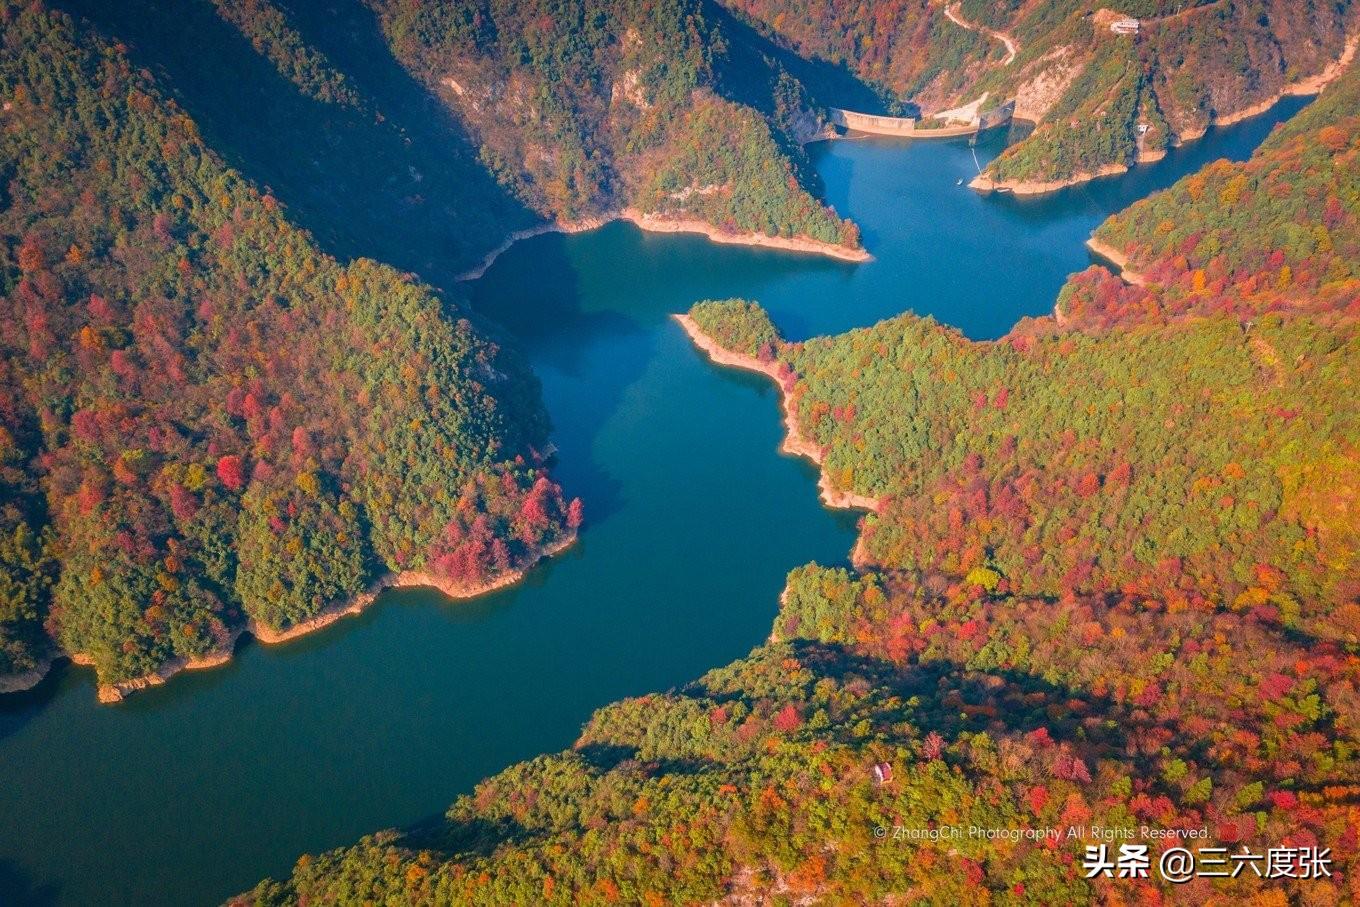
[828,100,1015,139]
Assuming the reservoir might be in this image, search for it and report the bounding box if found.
[0,99,1306,906]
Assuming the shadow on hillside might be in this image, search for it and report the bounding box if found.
[706,0,887,114]
[707,0,889,195]
[383,636,1168,864]
[55,0,536,287]
[51,0,578,491]
[678,639,1139,751]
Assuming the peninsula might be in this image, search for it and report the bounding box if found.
[675,312,881,512]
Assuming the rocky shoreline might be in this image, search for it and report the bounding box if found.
[674,314,881,513]
[10,533,577,704]
[970,163,1128,196]
[621,210,870,262]
[457,210,869,281]
[73,645,240,704]
[1085,236,1148,286]
[247,539,573,648]
[1214,34,1357,129]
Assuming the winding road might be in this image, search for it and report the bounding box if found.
[944,2,1019,66]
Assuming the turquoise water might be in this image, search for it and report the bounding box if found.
[0,100,1305,906]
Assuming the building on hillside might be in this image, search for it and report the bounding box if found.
[1110,17,1141,34]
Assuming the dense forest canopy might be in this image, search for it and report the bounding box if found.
[759,305,1357,626]
[240,40,1360,906]
[210,0,367,109]
[0,0,574,689]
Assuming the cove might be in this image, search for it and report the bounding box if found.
[0,97,1307,907]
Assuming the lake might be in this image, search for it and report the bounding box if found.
[0,98,1307,906]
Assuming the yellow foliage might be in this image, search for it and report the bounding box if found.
[183,462,208,491]
[1233,587,1270,610]
[1313,224,1333,253]
[964,565,1001,592]
[1219,174,1246,205]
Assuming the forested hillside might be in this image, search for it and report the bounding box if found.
[719,0,996,110]
[758,309,1357,621]
[369,0,862,246]
[54,0,538,285]
[0,1,575,693]
[1079,59,1360,323]
[56,0,862,268]
[239,52,1360,906]
[724,0,1358,190]
[209,0,366,109]
[978,0,1357,189]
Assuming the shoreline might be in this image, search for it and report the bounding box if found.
[620,209,870,262]
[1213,33,1357,129]
[971,33,1358,196]
[69,532,577,704]
[457,209,870,281]
[454,218,612,282]
[1085,236,1148,286]
[674,314,881,513]
[970,162,1128,196]
[74,644,240,704]
[247,535,573,646]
